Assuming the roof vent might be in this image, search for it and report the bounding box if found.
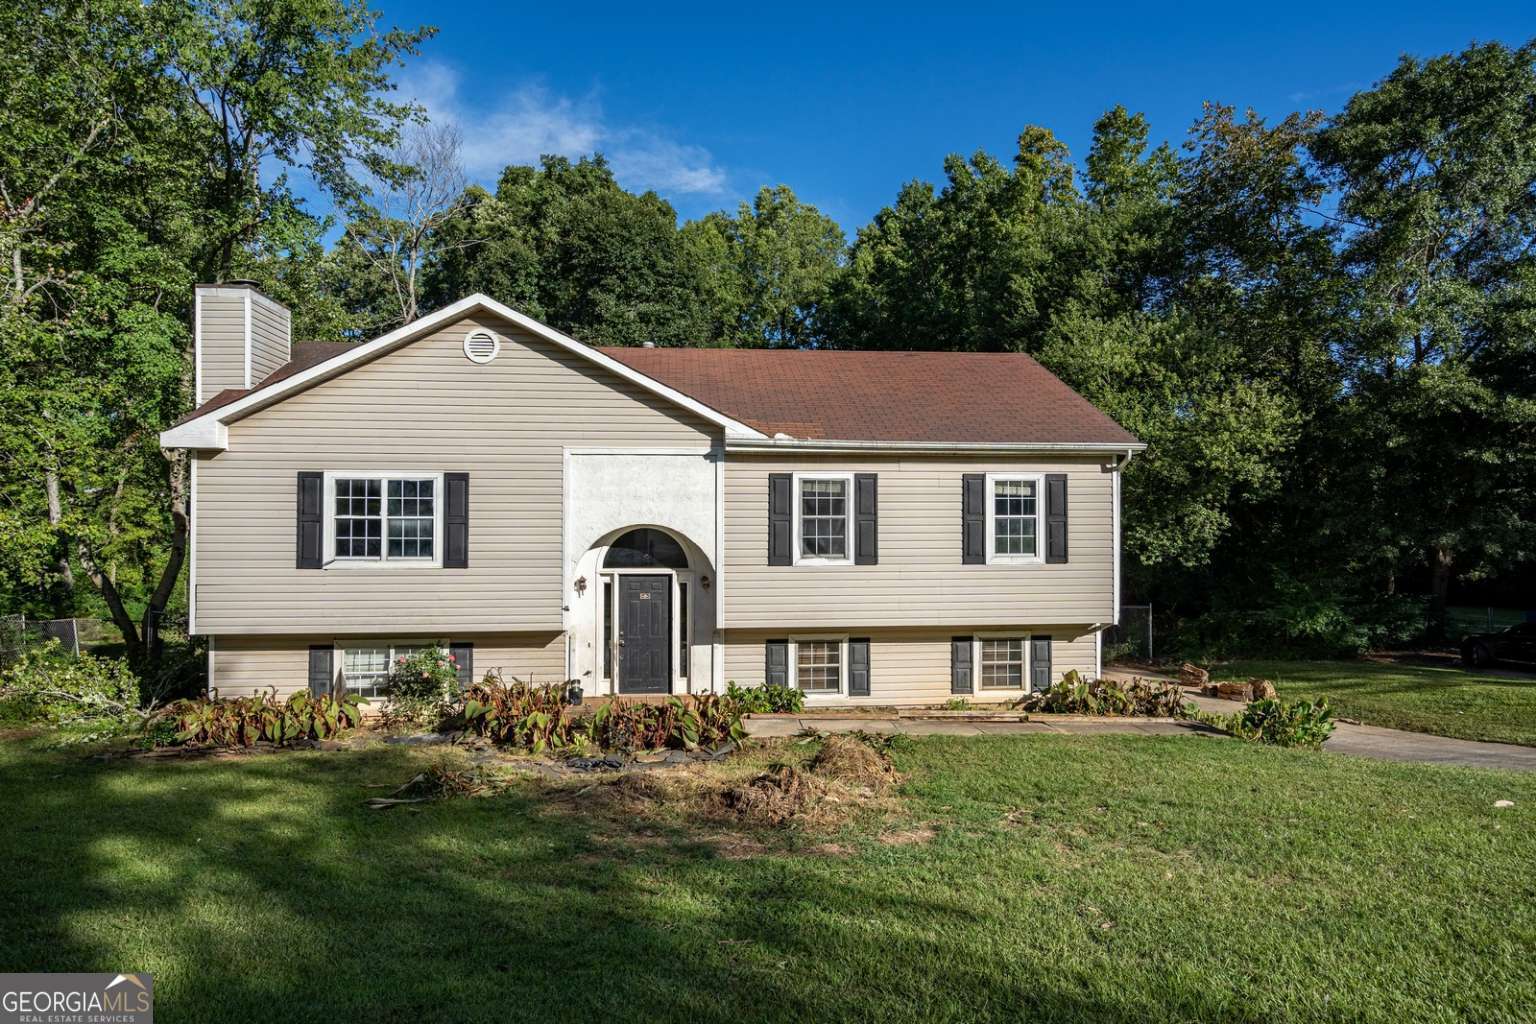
[463,329,501,364]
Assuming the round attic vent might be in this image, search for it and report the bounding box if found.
[463,329,501,364]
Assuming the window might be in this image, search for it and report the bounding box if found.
[326,473,443,566]
[979,638,1025,689]
[794,474,852,564]
[794,639,844,694]
[986,474,1043,563]
[340,642,429,698]
[602,580,615,680]
[678,582,690,679]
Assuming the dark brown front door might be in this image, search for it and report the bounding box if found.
[619,574,671,693]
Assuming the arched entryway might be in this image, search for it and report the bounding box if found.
[599,528,694,694]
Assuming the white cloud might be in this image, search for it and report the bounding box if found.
[401,62,728,197]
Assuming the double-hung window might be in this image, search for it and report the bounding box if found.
[339,642,429,698]
[979,638,1026,690]
[986,473,1043,564]
[793,638,845,694]
[326,472,443,566]
[793,473,852,564]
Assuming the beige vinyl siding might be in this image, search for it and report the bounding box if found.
[197,290,248,400]
[249,294,290,383]
[724,455,1114,628]
[209,632,564,699]
[195,312,717,634]
[723,626,1098,705]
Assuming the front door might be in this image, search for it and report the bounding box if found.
[618,574,671,693]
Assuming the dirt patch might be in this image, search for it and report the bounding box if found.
[877,825,936,846]
[809,734,899,791]
[718,764,830,827]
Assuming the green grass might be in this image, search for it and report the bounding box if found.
[1216,659,1536,746]
[2,733,1534,1023]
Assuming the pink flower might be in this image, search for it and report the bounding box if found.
[421,671,429,679]
[448,655,457,663]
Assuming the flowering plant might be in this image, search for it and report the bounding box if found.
[380,647,461,729]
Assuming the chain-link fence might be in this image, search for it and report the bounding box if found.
[0,615,85,666]
[1103,604,1154,662]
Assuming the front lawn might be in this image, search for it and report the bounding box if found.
[1215,659,1536,746]
[2,734,1533,1023]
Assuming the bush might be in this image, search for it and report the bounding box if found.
[1225,697,1335,749]
[459,674,580,753]
[380,647,461,729]
[589,694,745,752]
[149,689,366,747]
[724,681,805,714]
[0,639,141,724]
[1019,670,1189,717]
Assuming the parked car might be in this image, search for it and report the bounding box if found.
[1461,622,1536,667]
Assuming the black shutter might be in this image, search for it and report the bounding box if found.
[307,645,334,697]
[854,474,878,565]
[444,472,469,568]
[1031,635,1053,692]
[296,472,323,569]
[765,639,789,687]
[950,636,973,694]
[961,474,985,564]
[848,638,871,696]
[450,641,473,687]
[767,474,793,565]
[1045,474,1068,564]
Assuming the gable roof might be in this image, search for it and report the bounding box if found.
[174,341,355,425]
[159,295,769,449]
[600,347,1140,448]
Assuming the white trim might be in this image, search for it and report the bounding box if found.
[728,437,1146,456]
[320,470,445,569]
[972,632,1033,696]
[462,327,501,364]
[1112,460,1122,622]
[242,289,252,388]
[789,635,851,701]
[193,289,204,405]
[1095,629,1103,680]
[600,565,693,694]
[188,456,198,634]
[791,471,855,566]
[205,633,214,696]
[713,447,726,690]
[984,472,1045,565]
[161,294,770,450]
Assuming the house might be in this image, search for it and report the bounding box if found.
[160,283,1143,706]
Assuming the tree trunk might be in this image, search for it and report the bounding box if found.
[140,450,190,666]
[1426,545,1453,643]
[45,468,75,598]
[77,539,143,664]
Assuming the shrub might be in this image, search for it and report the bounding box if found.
[1225,697,1335,749]
[380,647,461,729]
[589,695,745,752]
[0,639,141,724]
[149,689,366,747]
[1020,670,1189,717]
[724,681,805,714]
[459,674,579,753]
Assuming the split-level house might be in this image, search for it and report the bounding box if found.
[160,283,1143,706]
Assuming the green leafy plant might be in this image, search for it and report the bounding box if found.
[943,698,973,711]
[459,674,579,753]
[1226,698,1335,749]
[1020,670,1189,717]
[148,689,366,748]
[0,639,141,724]
[380,647,461,729]
[724,681,805,714]
[589,695,746,752]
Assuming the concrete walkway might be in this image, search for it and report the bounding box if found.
[746,701,1536,772]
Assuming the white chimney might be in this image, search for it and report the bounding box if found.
[194,281,292,403]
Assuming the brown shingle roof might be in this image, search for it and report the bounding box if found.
[599,347,1139,446]
[174,342,356,425]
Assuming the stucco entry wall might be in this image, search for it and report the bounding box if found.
[564,448,722,694]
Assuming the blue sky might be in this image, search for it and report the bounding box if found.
[360,1,1532,235]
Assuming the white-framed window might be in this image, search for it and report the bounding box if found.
[339,641,432,698]
[793,472,853,565]
[790,636,848,695]
[986,473,1044,564]
[324,472,444,567]
[978,637,1026,690]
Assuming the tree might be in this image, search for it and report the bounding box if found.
[1312,39,1536,635]
[679,186,845,346]
[334,122,475,332]
[429,155,708,345]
